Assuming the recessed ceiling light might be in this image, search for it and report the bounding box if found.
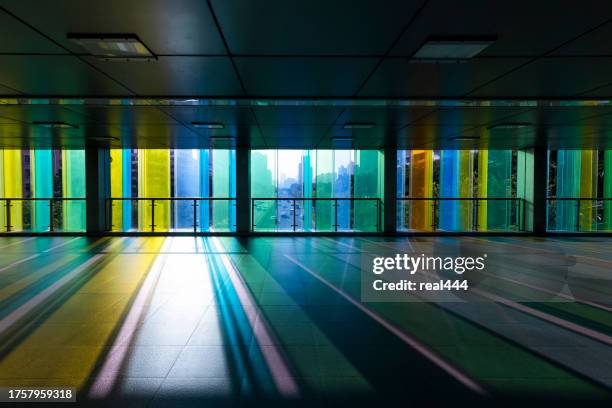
[67,33,156,60]
[33,121,78,129]
[192,122,225,129]
[331,137,355,141]
[343,123,375,129]
[209,136,235,140]
[88,136,119,141]
[411,36,497,63]
[448,136,480,141]
[487,122,532,130]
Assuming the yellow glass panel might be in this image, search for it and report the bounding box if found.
[409,150,433,230]
[110,149,123,231]
[138,149,170,231]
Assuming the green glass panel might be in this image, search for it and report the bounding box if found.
[250,150,276,230]
[62,150,86,231]
[354,150,382,232]
[605,150,612,230]
[315,150,333,231]
[212,149,235,231]
[556,150,581,231]
[486,150,513,230]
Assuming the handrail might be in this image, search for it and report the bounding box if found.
[546,197,612,201]
[396,197,524,232]
[106,197,236,232]
[251,197,381,232]
[0,197,86,232]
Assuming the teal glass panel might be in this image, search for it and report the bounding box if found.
[486,150,513,230]
[122,149,132,229]
[212,149,235,231]
[439,150,460,231]
[200,149,210,231]
[556,150,581,230]
[32,150,53,231]
[606,150,612,230]
[334,150,351,230]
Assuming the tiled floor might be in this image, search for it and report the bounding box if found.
[0,236,611,406]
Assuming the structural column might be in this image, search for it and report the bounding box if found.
[383,146,397,233]
[235,145,251,233]
[86,147,110,233]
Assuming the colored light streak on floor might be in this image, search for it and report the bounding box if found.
[0,237,164,388]
[0,236,611,404]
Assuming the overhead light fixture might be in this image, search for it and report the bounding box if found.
[448,136,480,141]
[209,136,235,141]
[192,122,225,129]
[67,33,156,61]
[487,122,532,130]
[343,122,375,129]
[88,136,119,141]
[34,121,78,129]
[410,36,497,63]
[331,137,355,141]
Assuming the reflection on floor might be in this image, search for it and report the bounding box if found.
[0,236,611,406]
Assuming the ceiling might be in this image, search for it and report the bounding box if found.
[0,0,611,149]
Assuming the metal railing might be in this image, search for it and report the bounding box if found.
[106,197,236,232]
[546,197,612,232]
[0,198,86,232]
[251,197,381,232]
[397,197,525,232]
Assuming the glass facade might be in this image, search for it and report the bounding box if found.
[397,149,523,232]
[547,149,612,232]
[0,149,86,232]
[109,149,236,232]
[250,150,383,231]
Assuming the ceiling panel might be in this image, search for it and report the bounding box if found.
[0,0,226,55]
[234,57,378,96]
[188,124,262,140]
[252,106,344,125]
[468,58,612,97]
[86,56,243,96]
[0,11,65,54]
[67,105,178,124]
[336,106,438,129]
[259,125,329,140]
[577,83,612,97]
[411,106,533,126]
[389,0,612,57]
[159,106,257,126]
[210,0,424,55]
[551,21,612,56]
[0,55,128,95]
[0,105,97,124]
[359,57,528,97]
[481,107,612,127]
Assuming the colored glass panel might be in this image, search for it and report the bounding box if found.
[174,149,201,230]
[409,150,433,230]
[0,150,23,231]
[31,149,53,231]
[212,149,235,231]
[485,150,513,231]
[315,150,333,231]
[354,150,382,231]
[605,150,612,230]
[251,150,276,230]
[138,149,170,231]
[555,150,582,231]
[62,150,86,231]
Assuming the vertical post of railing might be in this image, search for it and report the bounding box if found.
[292,199,297,232]
[49,199,54,232]
[431,199,437,231]
[193,199,198,233]
[5,199,11,232]
[251,199,255,231]
[334,199,338,232]
[376,199,381,232]
[575,199,580,232]
[473,198,479,232]
[151,199,156,232]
